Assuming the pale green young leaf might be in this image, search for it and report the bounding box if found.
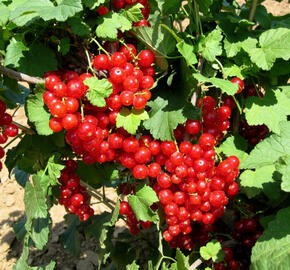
[116,107,149,134]
[128,184,159,222]
[193,73,239,95]
[84,77,113,107]
[276,156,290,192]
[126,261,140,270]
[121,3,144,23]
[176,40,197,67]
[239,165,276,198]
[0,3,10,26]
[47,155,65,186]
[4,38,28,67]
[143,96,187,141]
[38,0,83,21]
[197,27,223,62]
[200,240,224,262]
[217,134,249,163]
[243,28,290,70]
[96,12,131,39]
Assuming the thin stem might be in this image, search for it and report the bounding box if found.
[0,65,44,84]
[12,121,35,135]
[189,258,203,270]
[192,0,200,37]
[84,47,95,75]
[251,78,262,98]
[232,95,242,114]
[215,58,226,79]
[248,0,258,22]
[163,256,177,263]
[91,38,110,57]
[3,133,23,149]
[12,105,21,117]
[80,180,116,206]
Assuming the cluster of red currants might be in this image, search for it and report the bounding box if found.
[174,95,236,145]
[93,46,155,110]
[0,99,19,172]
[58,160,94,221]
[120,201,152,235]
[214,218,263,270]
[156,135,240,249]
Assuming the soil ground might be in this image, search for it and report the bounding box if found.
[1,1,289,269]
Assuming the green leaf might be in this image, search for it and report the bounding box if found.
[60,215,81,256]
[276,156,290,192]
[196,0,213,14]
[0,3,10,26]
[68,17,91,36]
[197,27,223,62]
[239,165,276,198]
[243,28,290,70]
[223,63,244,79]
[251,207,290,269]
[143,95,187,141]
[224,37,257,58]
[96,12,131,40]
[245,88,290,134]
[217,135,248,163]
[38,0,83,21]
[14,217,27,242]
[175,249,190,270]
[47,155,65,186]
[200,240,225,263]
[116,107,149,135]
[9,0,51,26]
[84,77,113,107]
[19,43,57,77]
[132,24,176,70]
[13,166,30,187]
[157,0,181,15]
[86,212,112,240]
[126,260,140,270]
[83,0,106,9]
[26,86,53,136]
[176,40,197,67]
[4,38,28,67]
[76,162,118,188]
[24,174,49,249]
[121,3,144,23]
[128,184,159,222]
[192,73,239,95]
[58,37,70,55]
[241,121,290,169]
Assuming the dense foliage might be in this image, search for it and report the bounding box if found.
[0,0,290,269]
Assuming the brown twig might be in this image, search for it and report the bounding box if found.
[0,65,44,84]
[12,121,35,135]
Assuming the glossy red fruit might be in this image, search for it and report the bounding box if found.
[113,0,126,9]
[140,75,154,89]
[111,52,127,67]
[123,76,139,92]
[77,122,97,141]
[199,133,216,149]
[133,164,148,179]
[223,96,236,109]
[67,79,86,98]
[93,54,110,70]
[0,146,5,159]
[231,77,244,94]
[185,119,201,135]
[120,91,134,106]
[71,193,84,207]
[0,113,12,126]
[138,50,154,67]
[62,114,79,130]
[110,67,125,84]
[5,124,18,137]
[120,44,137,61]
[49,117,63,132]
[133,94,147,109]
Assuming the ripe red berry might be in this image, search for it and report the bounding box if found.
[67,79,86,98]
[231,77,244,94]
[120,44,137,61]
[138,50,154,67]
[111,52,127,67]
[93,54,110,70]
[5,124,18,137]
[49,117,63,132]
